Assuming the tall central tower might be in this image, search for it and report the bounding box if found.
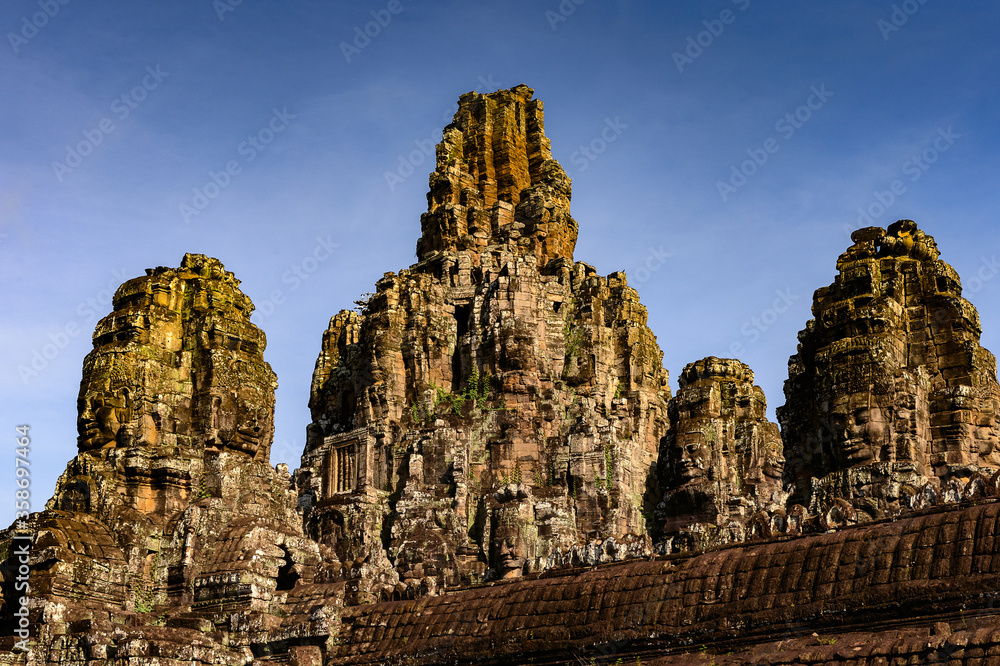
[298,85,672,594]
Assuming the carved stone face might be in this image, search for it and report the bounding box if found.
[761,435,786,484]
[668,384,719,485]
[829,394,891,468]
[674,430,711,484]
[78,392,130,450]
[490,490,532,579]
[215,388,270,458]
[735,388,767,422]
[975,388,1000,463]
[932,386,1000,466]
[495,537,524,578]
[492,525,525,577]
[235,418,265,455]
[77,357,134,451]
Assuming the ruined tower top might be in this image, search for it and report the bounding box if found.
[75,252,277,464]
[417,84,577,265]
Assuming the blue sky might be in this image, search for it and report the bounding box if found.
[2,1,999,525]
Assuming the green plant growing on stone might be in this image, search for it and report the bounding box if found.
[594,466,605,491]
[500,463,523,486]
[408,399,435,426]
[604,443,615,490]
[478,370,490,403]
[428,371,492,418]
[639,503,656,532]
[465,369,491,408]
[134,581,155,614]
[563,320,585,359]
[125,566,156,614]
[431,382,460,415]
[614,381,623,399]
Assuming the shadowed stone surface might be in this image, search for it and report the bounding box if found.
[319,501,1000,665]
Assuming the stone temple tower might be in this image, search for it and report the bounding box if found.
[780,221,1000,517]
[298,85,673,592]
